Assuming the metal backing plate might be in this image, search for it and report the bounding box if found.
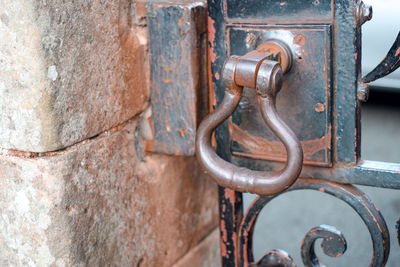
[226,0,332,22]
[228,25,332,166]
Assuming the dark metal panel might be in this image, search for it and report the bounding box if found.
[333,0,361,164]
[226,0,333,23]
[208,0,362,171]
[227,25,333,166]
[147,2,206,155]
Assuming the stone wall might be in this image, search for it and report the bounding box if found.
[0,0,149,152]
[0,1,219,266]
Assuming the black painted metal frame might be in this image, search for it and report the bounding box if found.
[207,0,400,266]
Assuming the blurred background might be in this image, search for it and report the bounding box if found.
[245,1,400,265]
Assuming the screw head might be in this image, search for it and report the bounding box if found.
[357,83,370,102]
[358,1,373,26]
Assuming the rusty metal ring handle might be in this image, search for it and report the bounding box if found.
[195,56,303,196]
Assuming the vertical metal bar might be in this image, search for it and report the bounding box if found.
[333,0,361,164]
[207,0,243,264]
[218,187,243,266]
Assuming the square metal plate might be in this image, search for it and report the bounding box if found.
[227,25,332,166]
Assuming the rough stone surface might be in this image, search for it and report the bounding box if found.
[0,118,218,266]
[173,228,221,267]
[0,0,149,152]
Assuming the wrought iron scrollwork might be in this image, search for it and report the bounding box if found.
[239,179,390,267]
[249,249,295,267]
[301,225,346,267]
[363,32,400,83]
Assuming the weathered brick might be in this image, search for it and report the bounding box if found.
[0,118,218,266]
[0,1,149,152]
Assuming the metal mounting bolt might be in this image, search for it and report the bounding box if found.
[357,83,370,102]
[357,1,373,26]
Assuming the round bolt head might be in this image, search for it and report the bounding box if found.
[357,83,370,102]
[358,1,373,26]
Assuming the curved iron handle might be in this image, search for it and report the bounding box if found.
[196,56,303,195]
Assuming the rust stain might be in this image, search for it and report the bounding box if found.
[178,128,186,138]
[314,103,326,112]
[245,33,256,47]
[163,66,173,71]
[395,46,400,57]
[293,34,306,46]
[224,188,236,203]
[207,16,216,63]
[280,2,287,6]
[163,79,172,84]
[220,241,228,258]
[232,231,239,262]
[229,122,328,160]
[220,220,228,257]
[206,15,216,113]
[215,72,220,80]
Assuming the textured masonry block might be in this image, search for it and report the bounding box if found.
[0,119,218,266]
[0,0,149,152]
[173,228,221,267]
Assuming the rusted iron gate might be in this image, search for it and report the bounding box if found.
[144,0,400,266]
[197,0,400,266]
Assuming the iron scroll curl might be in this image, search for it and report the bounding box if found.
[239,179,390,267]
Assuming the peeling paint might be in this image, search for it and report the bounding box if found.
[207,16,217,63]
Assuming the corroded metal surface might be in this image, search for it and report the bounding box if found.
[228,25,333,166]
[146,2,207,155]
[301,225,347,266]
[218,187,243,265]
[205,1,400,266]
[208,0,361,169]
